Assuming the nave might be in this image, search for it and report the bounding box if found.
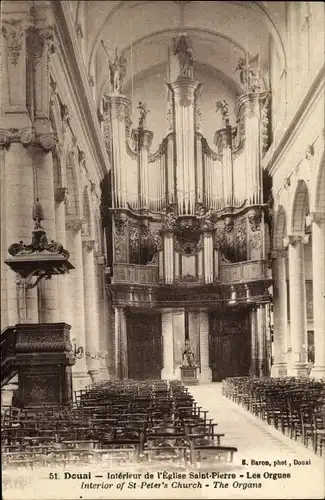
[2,379,324,500]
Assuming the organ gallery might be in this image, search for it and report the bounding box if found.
[102,33,273,383]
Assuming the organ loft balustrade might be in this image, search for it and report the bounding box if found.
[100,33,273,382]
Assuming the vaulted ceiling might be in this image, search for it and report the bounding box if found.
[69,1,288,104]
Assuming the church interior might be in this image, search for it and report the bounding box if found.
[1,1,324,496]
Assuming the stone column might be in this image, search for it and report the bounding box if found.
[55,187,69,321]
[284,235,309,376]
[114,307,128,379]
[161,310,178,380]
[249,307,258,376]
[199,311,212,383]
[1,136,38,325]
[82,239,102,382]
[257,305,267,376]
[271,249,288,377]
[95,253,110,379]
[66,220,90,389]
[310,214,325,378]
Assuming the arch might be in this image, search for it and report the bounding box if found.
[291,180,310,234]
[88,0,286,82]
[273,205,287,250]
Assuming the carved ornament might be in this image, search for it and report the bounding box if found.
[0,128,33,147]
[38,133,57,151]
[65,218,84,232]
[283,234,309,248]
[162,206,177,231]
[250,231,261,250]
[224,217,234,233]
[152,231,163,252]
[248,208,262,232]
[2,20,30,66]
[174,227,203,256]
[114,212,128,234]
[83,239,96,252]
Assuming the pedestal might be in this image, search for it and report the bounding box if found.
[180,366,198,385]
[14,323,75,408]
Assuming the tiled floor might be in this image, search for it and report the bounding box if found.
[2,383,324,500]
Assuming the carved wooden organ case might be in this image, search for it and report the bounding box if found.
[102,57,270,295]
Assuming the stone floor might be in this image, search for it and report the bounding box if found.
[2,383,324,500]
[188,383,325,499]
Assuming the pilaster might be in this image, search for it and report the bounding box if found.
[199,311,212,383]
[310,213,325,378]
[284,234,309,376]
[271,249,288,377]
[65,219,90,388]
[82,238,102,382]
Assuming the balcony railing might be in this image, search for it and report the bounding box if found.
[112,260,271,286]
[113,264,159,285]
[219,260,271,284]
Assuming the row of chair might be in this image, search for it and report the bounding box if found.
[2,379,237,469]
[222,376,325,456]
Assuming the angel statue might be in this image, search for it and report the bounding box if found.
[172,33,194,78]
[216,100,230,125]
[101,42,127,93]
[235,53,261,93]
[137,101,150,128]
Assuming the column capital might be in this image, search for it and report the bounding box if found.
[2,19,31,66]
[283,234,309,248]
[82,239,96,252]
[0,127,34,147]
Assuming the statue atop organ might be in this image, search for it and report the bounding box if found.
[101,33,272,383]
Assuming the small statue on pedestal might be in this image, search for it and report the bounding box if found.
[235,53,262,93]
[102,42,127,93]
[172,33,194,78]
[182,339,195,367]
[137,101,150,128]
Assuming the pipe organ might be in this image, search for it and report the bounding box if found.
[103,34,272,383]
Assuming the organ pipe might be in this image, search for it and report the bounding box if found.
[171,78,199,215]
[204,233,213,283]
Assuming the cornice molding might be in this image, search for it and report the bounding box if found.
[263,63,325,177]
[51,1,110,181]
